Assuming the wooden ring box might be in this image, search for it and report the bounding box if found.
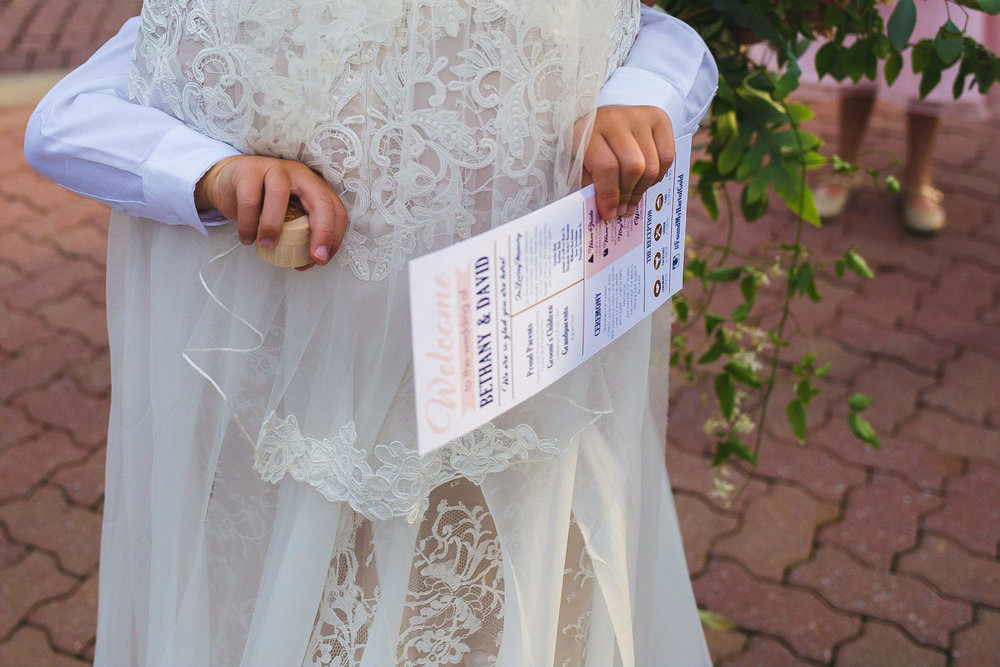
[255,202,312,268]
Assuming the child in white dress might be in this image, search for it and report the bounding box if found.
[26,2,718,665]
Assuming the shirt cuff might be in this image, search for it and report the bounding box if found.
[598,66,686,138]
[142,125,242,234]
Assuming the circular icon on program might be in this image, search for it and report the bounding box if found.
[653,279,662,297]
[654,223,663,241]
[653,251,662,270]
[655,193,664,211]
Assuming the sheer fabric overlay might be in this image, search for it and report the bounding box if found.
[97,1,711,665]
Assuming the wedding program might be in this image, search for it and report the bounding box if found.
[409,135,693,454]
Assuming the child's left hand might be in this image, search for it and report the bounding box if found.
[582,105,675,221]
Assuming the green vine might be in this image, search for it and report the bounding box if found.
[658,0,999,467]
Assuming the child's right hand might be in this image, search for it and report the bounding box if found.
[195,155,348,267]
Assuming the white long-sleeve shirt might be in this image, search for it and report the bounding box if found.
[25,7,717,234]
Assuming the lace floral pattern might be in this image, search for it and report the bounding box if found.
[130,0,640,281]
[305,514,380,667]
[397,494,505,665]
[254,414,561,523]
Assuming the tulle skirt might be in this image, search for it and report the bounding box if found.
[94,212,710,667]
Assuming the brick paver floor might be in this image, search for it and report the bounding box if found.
[2,14,1000,666]
[0,0,141,74]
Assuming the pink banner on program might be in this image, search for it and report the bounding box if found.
[584,192,645,279]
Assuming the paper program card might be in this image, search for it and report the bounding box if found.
[409,134,692,454]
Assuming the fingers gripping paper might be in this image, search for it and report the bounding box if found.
[409,134,692,454]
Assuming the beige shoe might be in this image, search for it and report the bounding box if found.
[814,172,862,219]
[901,185,946,236]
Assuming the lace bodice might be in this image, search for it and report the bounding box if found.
[130,0,641,281]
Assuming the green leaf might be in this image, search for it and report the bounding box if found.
[912,42,931,73]
[848,393,873,412]
[736,140,767,181]
[707,266,742,282]
[725,361,762,389]
[786,103,815,124]
[705,313,725,335]
[718,129,751,176]
[786,399,808,442]
[699,609,735,632]
[848,413,882,449]
[740,274,758,306]
[935,21,963,66]
[885,175,901,194]
[732,302,752,323]
[815,42,839,79]
[973,0,1000,14]
[885,50,903,86]
[740,184,770,221]
[697,176,721,220]
[844,41,871,83]
[795,378,819,405]
[774,62,801,101]
[715,373,736,420]
[844,249,875,279]
[887,0,917,52]
[747,164,774,203]
[794,262,815,296]
[814,362,831,378]
[713,437,758,466]
[673,297,690,323]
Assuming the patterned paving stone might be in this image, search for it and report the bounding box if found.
[694,560,860,663]
[673,493,738,575]
[0,227,63,277]
[37,293,109,347]
[666,383,716,457]
[749,436,866,503]
[1,332,95,401]
[20,200,110,245]
[64,351,110,397]
[899,411,1000,466]
[29,573,97,656]
[0,550,77,637]
[666,446,769,513]
[834,620,946,667]
[0,526,28,568]
[840,270,927,329]
[0,403,41,451]
[721,636,816,667]
[19,379,109,450]
[0,308,50,355]
[846,359,935,434]
[0,486,101,576]
[826,314,953,374]
[922,349,999,425]
[0,256,104,312]
[789,545,972,648]
[924,462,1000,558]
[51,222,108,265]
[0,170,81,213]
[813,427,962,492]
[715,484,839,580]
[0,430,84,501]
[951,609,1000,667]
[898,533,1000,607]
[0,625,89,667]
[0,262,21,291]
[50,447,105,508]
[820,474,939,568]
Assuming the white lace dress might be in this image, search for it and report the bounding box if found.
[95,1,712,665]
